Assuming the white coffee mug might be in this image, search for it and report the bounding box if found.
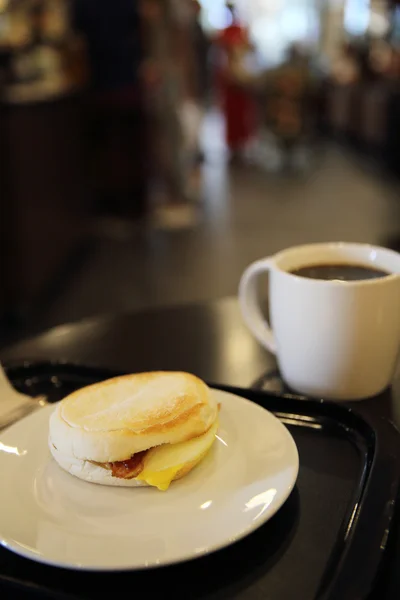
[239,242,400,400]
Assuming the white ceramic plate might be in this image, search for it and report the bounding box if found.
[0,389,299,571]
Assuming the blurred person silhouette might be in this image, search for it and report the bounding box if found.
[175,1,209,171]
[191,0,210,108]
[140,0,201,227]
[187,0,210,164]
[74,0,147,219]
[264,43,314,170]
[331,42,361,86]
[368,39,397,80]
[215,2,257,163]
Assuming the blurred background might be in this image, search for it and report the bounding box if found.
[0,0,399,346]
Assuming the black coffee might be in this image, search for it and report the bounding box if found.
[291,263,390,282]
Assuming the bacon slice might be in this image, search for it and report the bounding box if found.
[109,451,148,479]
[92,450,148,480]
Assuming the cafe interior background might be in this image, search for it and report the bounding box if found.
[0,0,400,348]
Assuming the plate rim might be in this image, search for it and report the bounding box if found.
[0,388,299,571]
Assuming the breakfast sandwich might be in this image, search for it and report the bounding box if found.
[49,371,219,491]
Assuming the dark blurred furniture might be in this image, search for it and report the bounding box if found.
[326,79,400,175]
[326,82,351,138]
[74,0,148,219]
[0,0,149,326]
[384,86,400,174]
[86,89,148,219]
[0,93,92,322]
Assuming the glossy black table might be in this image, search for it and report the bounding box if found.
[1,298,273,387]
[1,296,400,599]
[2,297,400,422]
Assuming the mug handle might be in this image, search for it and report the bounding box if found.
[239,259,277,355]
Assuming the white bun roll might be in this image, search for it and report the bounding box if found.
[49,371,217,463]
[49,443,149,487]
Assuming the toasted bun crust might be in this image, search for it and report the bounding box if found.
[49,372,217,462]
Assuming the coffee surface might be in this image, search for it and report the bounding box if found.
[290,263,390,282]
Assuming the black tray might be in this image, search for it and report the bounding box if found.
[1,361,400,600]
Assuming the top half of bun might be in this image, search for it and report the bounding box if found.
[49,372,218,462]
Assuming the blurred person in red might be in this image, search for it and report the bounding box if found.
[215,2,256,162]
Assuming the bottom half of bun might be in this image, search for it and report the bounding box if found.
[49,444,149,487]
